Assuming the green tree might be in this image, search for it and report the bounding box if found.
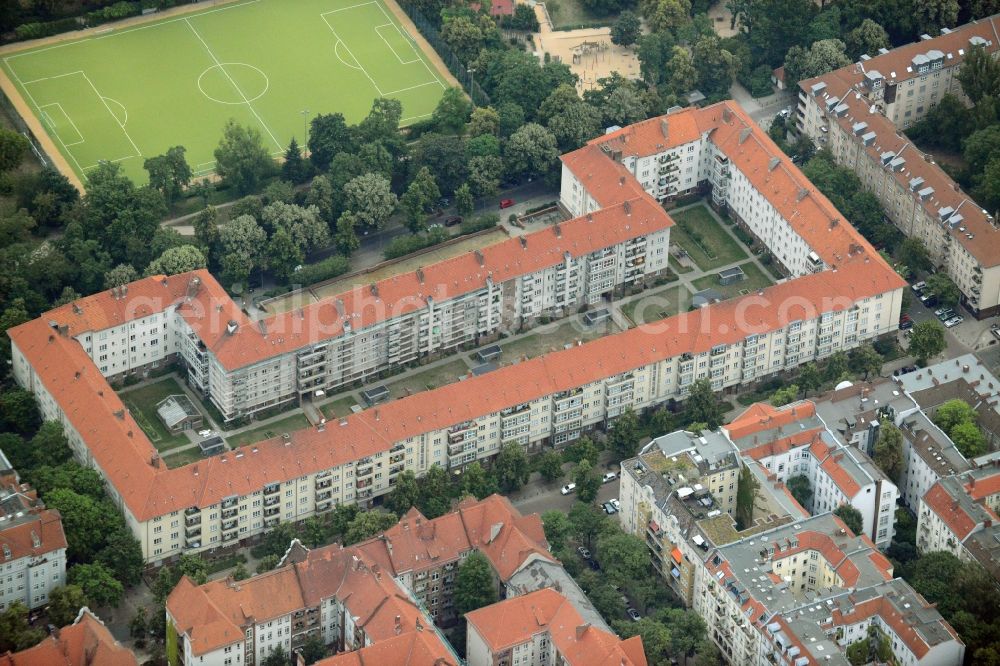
[0,389,38,435]
[441,16,485,64]
[454,183,474,217]
[343,173,397,230]
[787,474,812,508]
[683,379,725,429]
[214,120,275,194]
[925,272,960,307]
[873,420,904,481]
[299,635,328,665]
[143,146,192,203]
[46,489,117,562]
[564,435,601,465]
[129,607,148,641]
[899,237,932,273]
[667,46,699,94]
[104,263,138,289]
[574,459,602,503]
[400,167,441,232]
[909,320,946,364]
[261,202,329,254]
[770,384,800,406]
[845,18,889,59]
[48,585,89,628]
[537,450,565,483]
[344,510,398,544]
[468,155,503,198]
[504,123,559,181]
[568,501,611,548]
[494,442,531,492]
[416,464,454,518]
[281,137,310,184]
[915,0,958,36]
[256,554,280,574]
[267,227,303,283]
[0,602,44,652]
[219,214,267,286]
[853,344,883,380]
[934,399,977,433]
[541,510,572,551]
[642,0,691,33]
[67,562,124,608]
[468,106,500,137]
[433,87,473,133]
[386,471,421,515]
[192,205,220,251]
[308,113,354,171]
[783,39,851,88]
[97,526,145,586]
[951,421,987,457]
[145,245,206,276]
[26,420,72,468]
[608,407,640,461]
[0,128,29,172]
[334,211,361,256]
[261,647,289,666]
[661,608,707,660]
[454,551,498,615]
[232,562,250,581]
[799,362,822,397]
[611,10,642,47]
[461,461,499,499]
[735,464,759,530]
[834,504,864,536]
[595,532,648,583]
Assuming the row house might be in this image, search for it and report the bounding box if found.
[0,609,138,666]
[798,19,1000,317]
[7,101,905,563]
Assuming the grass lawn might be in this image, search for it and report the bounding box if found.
[668,255,693,274]
[226,412,312,448]
[163,447,204,469]
[1,0,448,184]
[500,317,620,360]
[119,376,194,451]
[622,285,693,325]
[320,395,360,420]
[670,205,749,271]
[691,261,775,300]
[547,0,619,29]
[382,358,470,398]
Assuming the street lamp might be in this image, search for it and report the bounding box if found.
[301,109,311,156]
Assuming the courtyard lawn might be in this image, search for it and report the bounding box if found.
[499,317,620,361]
[226,412,312,448]
[670,204,749,271]
[163,447,204,469]
[622,285,693,326]
[320,395,361,420]
[691,261,775,300]
[382,358,471,398]
[118,375,194,451]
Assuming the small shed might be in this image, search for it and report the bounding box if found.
[471,362,497,376]
[583,308,611,326]
[156,395,203,434]
[718,266,746,286]
[692,288,724,308]
[477,345,503,363]
[686,90,707,107]
[198,436,225,457]
[772,66,786,90]
[361,385,390,406]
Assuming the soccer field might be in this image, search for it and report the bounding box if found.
[0,0,450,185]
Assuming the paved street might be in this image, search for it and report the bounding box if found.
[728,81,796,130]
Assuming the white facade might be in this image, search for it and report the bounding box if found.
[0,544,65,612]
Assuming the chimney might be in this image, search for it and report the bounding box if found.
[151,454,160,468]
[575,623,591,639]
[623,200,632,216]
[475,250,485,266]
[660,118,669,139]
[619,176,625,187]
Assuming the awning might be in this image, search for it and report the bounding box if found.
[671,567,681,579]
[671,547,683,564]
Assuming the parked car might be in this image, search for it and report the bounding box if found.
[611,498,620,511]
[602,471,617,483]
[945,316,964,328]
[627,608,642,621]
[936,308,955,321]
[444,215,463,227]
[919,292,938,307]
[602,502,618,515]
[912,281,927,292]
[560,483,576,495]
[499,198,515,209]
[197,429,212,437]
[577,546,591,559]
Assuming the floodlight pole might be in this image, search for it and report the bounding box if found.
[301,109,311,156]
[468,68,476,109]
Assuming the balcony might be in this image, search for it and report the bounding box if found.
[356,466,373,477]
[315,478,332,490]
[185,507,199,516]
[316,491,332,502]
[222,519,238,531]
[264,506,280,518]
[185,514,200,527]
[221,497,237,510]
[221,508,238,520]
[264,483,280,495]
[264,495,280,507]
[185,526,201,539]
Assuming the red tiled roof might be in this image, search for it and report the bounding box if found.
[726,401,818,442]
[0,509,66,563]
[924,481,978,540]
[966,470,1000,500]
[0,610,137,666]
[811,441,863,498]
[315,631,457,666]
[465,588,647,666]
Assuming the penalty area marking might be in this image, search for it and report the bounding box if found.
[38,102,84,146]
[375,23,420,65]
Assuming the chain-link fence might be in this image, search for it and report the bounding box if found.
[0,88,52,168]
[402,6,491,107]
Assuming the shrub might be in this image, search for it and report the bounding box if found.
[292,255,349,286]
[459,213,498,235]
[383,226,450,259]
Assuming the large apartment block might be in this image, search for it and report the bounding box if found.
[7,100,906,565]
[797,16,1000,317]
[0,454,67,612]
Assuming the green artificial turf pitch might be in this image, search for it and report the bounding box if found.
[1,0,447,183]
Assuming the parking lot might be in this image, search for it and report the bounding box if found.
[902,281,998,357]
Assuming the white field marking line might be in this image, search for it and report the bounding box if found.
[5,65,89,180]
[102,96,128,125]
[320,13,384,96]
[333,40,363,71]
[82,154,136,169]
[20,69,85,85]
[324,1,377,12]
[5,0,263,61]
[183,18,282,152]
[38,102,85,145]
[374,23,419,64]
[373,2,445,90]
[81,71,141,156]
[382,80,439,95]
[400,111,431,123]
